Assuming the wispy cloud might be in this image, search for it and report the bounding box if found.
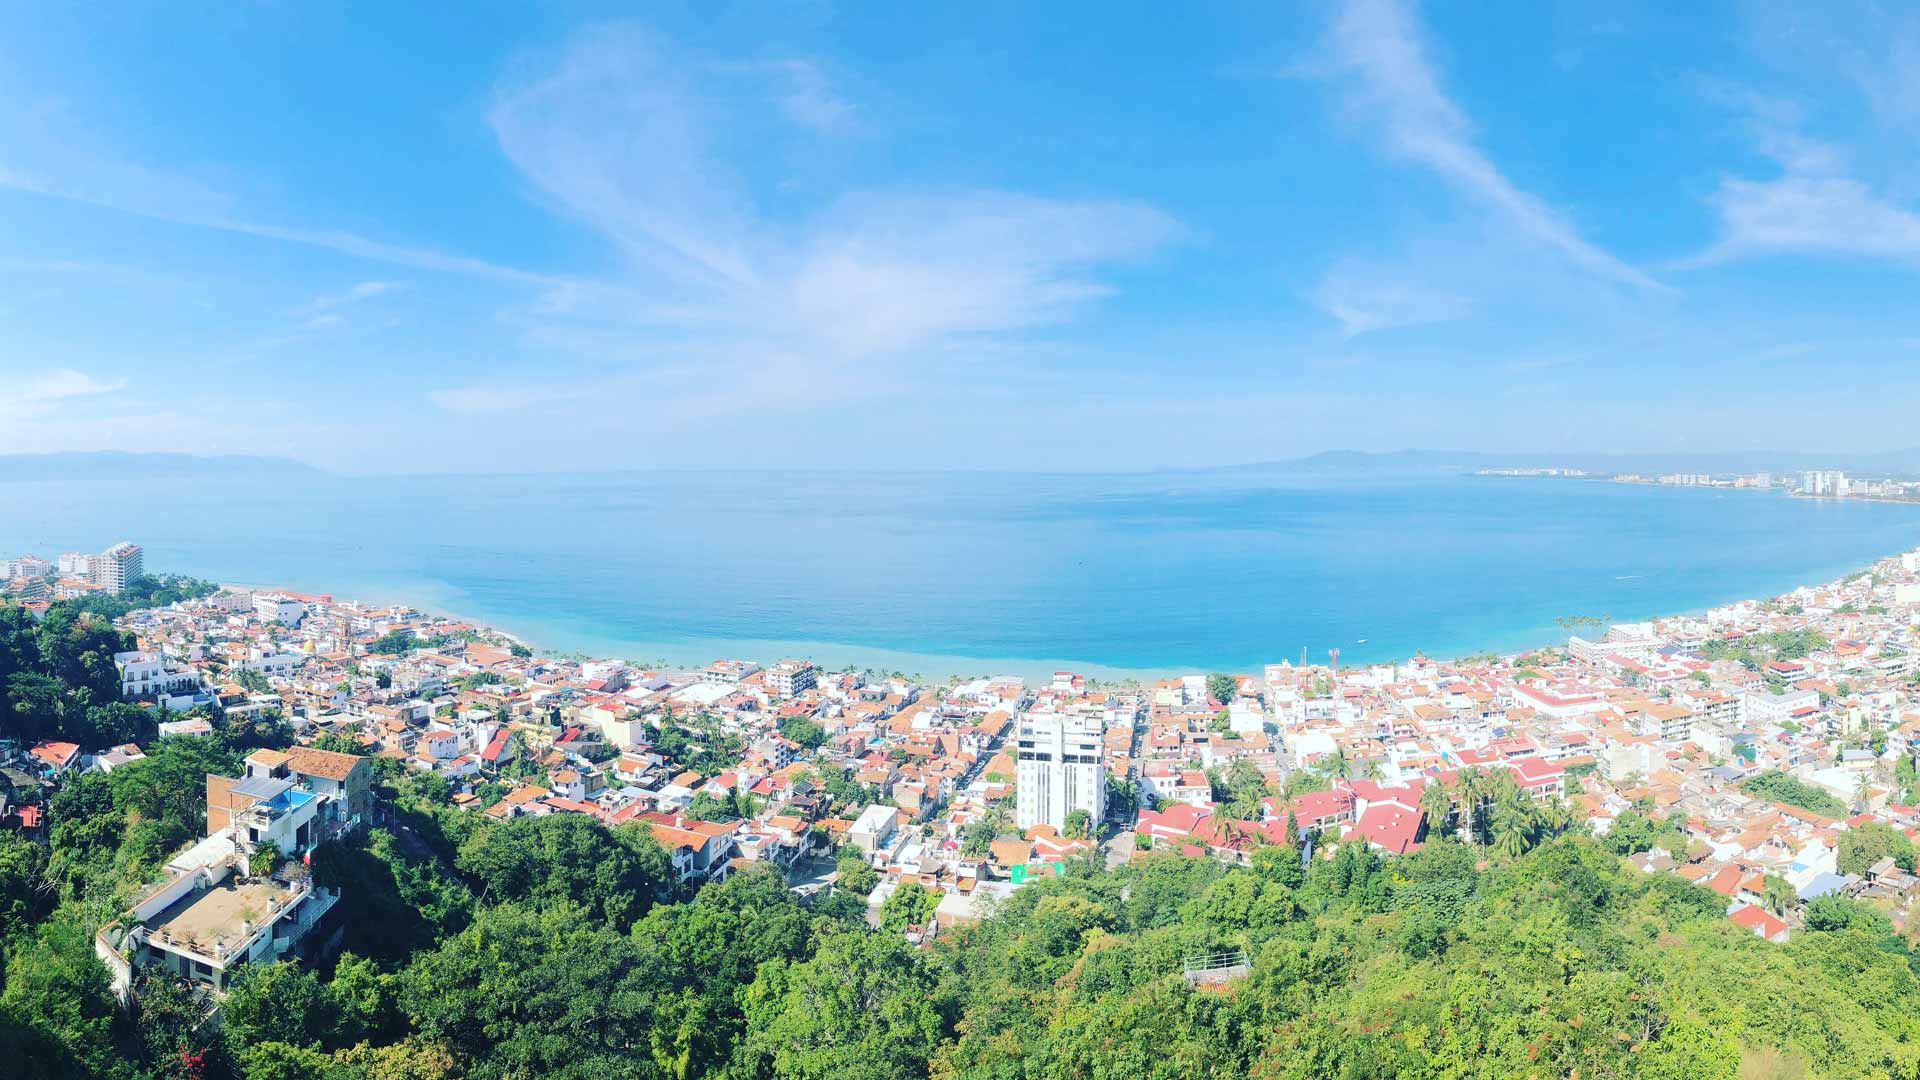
[428,382,593,416]
[310,280,409,311]
[19,368,125,403]
[1320,0,1664,292]
[460,23,1181,415]
[1740,2,1920,134]
[1702,175,1920,262]
[1686,75,1920,266]
[488,28,766,292]
[0,101,559,287]
[744,59,856,133]
[0,368,127,426]
[296,280,411,330]
[1311,259,1472,337]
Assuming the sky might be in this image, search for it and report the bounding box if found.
[3,0,1920,474]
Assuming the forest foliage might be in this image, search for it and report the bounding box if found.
[9,770,1920,1080]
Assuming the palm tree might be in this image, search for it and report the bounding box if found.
[1490,791,1534,859]
[1456,768,1490,848]
[1419,780,1453,840]
[1533,797,1575,841]
[1761,874,1795,916]
[984,801,1011,836]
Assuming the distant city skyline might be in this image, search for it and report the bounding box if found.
[4,1,1920,473]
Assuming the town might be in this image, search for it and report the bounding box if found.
[1477,466,1920,501]
[6,537,1920,999]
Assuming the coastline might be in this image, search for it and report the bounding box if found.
[17,469,1919,682]
[220,537,1920,683]
[1477,470,1920,507]
[223,579,1192,683]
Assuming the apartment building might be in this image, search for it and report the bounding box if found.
[1015,712,1106,830]
[94,749,365,1002]
[767,659,818,698]
[702,659,762,685]
[92,541,144,594]
[253,593,309,625]
[114,650,203,702]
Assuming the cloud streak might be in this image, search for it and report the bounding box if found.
[1311,260,1472,337]
[19,368,125,404]
[0,368,128,426]
[1322,0,1665,292]
[1703,175,1920,262]
[0,101,562,288]
[462,23,1181,415]
[311,280,409,311]
[1687,66,1920,266]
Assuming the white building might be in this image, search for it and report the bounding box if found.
[92,541,144,594]
[1,554,51,579]
[238,647,305,678]
[1227,698,1266,736]
[95,751,351,1002]
[848,803,900,855]
[253,593,308,625]
[767,659,818,698]
[57,552,93,578]
[114,650,203,701]
[702,659,761,685]
[1743,688,1822,727]
[1015,712,1106,830]
[1800,470,1848,497]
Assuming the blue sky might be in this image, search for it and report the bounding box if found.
[3,0,1919,473]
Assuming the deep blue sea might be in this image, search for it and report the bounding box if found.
[5,468,1919,677]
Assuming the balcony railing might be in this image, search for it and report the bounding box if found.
[1181,951,1250,984]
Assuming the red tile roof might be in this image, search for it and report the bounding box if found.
[1729,904,1788,940]
[1350,802,1422,854]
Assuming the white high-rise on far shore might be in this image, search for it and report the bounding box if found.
[1015,712,1105,831]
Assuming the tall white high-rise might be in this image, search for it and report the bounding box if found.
[92,541,144,594]
[1015,712,1106,831]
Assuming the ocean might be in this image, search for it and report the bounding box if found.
[4,467,1918,679]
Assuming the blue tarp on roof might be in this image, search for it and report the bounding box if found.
[1798,872,1850,900]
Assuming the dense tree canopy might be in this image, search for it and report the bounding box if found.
[18,766,1920,1080]
[2,604,133,747]
[1743,770,1851,818]
[1838,820,1917,876]
[454,812,675,930]
[1700,629,1832,668]
[1205,672,1238,704]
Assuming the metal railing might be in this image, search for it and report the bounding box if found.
[1181,950,1250,981]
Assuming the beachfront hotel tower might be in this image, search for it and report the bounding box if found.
[92,541,144,594]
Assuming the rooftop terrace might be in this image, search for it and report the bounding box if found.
[145,876,302,961]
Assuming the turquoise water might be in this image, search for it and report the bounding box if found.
[4,468,1918,677]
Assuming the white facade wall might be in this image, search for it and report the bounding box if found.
[1015,712,1106,830]
[114,650,201,699]
[253,594,308,624]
